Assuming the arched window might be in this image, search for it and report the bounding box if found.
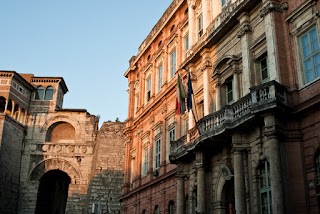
[168,200,174,214]
[35,86,45,100]
[44,86,54,100]
[0,96,6,113]
[142,209,147,214]
[259,160,272,214]
[154,205,159,214]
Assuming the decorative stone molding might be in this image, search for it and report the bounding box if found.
[200,60,212,71]
[260,1,289,18]
[237,23,252,38]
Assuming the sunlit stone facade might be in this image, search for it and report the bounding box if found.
[0,71,125,214]
[123,0,320,214]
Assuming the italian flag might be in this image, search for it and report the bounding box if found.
[175,74,187,115]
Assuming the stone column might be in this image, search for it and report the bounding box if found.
[233,70,240,101]
[215,83,221,111]
[264,115,284,214]
[10,100,15,117]
[233,149,246,214]
[4,100,8,113]
[260,1,288,82]
[201,0,211,31]
[237,13,252,95]
[177,175,185,214]
[196,152,206,214]
[187,0,196,47]
[201,49,212,116]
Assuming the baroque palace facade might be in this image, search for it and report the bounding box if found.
[123,0,320,214]
[0,71,125,214]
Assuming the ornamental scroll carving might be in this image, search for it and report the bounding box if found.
[260,1,288,18]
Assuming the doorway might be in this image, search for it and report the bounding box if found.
[35,169,71,214]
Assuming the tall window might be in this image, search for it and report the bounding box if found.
[169,128,176,142]
[299,27,320,84]
[130,158,135,184]
[184,35,189,59]
[197,14,203,39]
[226,78,233,104]
[154,205,160,214]
[157,64,163,92]
[35,86,45,100]
[44,86,54,100]
[260,57,269,82]
[192,187,198,213]
[142,146,149,176]
[259,160,272,214]
[170,50,177,79]
[154,137,161,169]
[168,201,174,214]
[146,77,152,102]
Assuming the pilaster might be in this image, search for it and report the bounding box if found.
[195,152,206,214]
[259,1,288,82]
[264,114,285,214]
[237,13,252,95]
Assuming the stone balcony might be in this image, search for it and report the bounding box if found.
[170,80,288,162]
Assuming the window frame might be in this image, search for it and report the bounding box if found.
[197,14,203,39]
[44,86,54,100]
[154,136,161,169]
[142,146,149,177]
[170,49,177,79]
[157,63,163,92]
[258,160,272,214]
[146,76,152,102]
[225,77,234,104]
[299,26,320,84]
[259,56,269,83]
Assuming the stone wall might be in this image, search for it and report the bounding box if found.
[0,115,25,214]
[87,122,125,214]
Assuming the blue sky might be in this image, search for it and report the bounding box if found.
[0,0,172,125]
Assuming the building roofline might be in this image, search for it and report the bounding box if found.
[31,76,69,94]
[0,70,36,91]
[124,0,185,77]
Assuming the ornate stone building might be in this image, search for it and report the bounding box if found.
[123,0,320,214]
[0,71,125,214]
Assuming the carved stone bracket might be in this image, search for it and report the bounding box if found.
[260,1,289,18]
[201,60,212,71]
[237,23,252,38]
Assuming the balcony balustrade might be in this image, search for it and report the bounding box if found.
[170,81,288,160]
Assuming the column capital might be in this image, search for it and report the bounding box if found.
[201,60,212,71]
[260,1,288,18]
[237,22,252,38]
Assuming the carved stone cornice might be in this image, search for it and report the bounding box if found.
[260,1,289,18]
[237,23,252,38]
[200,60,212,71]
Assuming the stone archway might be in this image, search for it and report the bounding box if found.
[216,176,235,214]
[35,169,71,214]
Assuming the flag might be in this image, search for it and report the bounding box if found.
[175,74,186,115]
[187,72,193,111]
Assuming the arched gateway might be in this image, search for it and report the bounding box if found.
[35,169,71,214]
